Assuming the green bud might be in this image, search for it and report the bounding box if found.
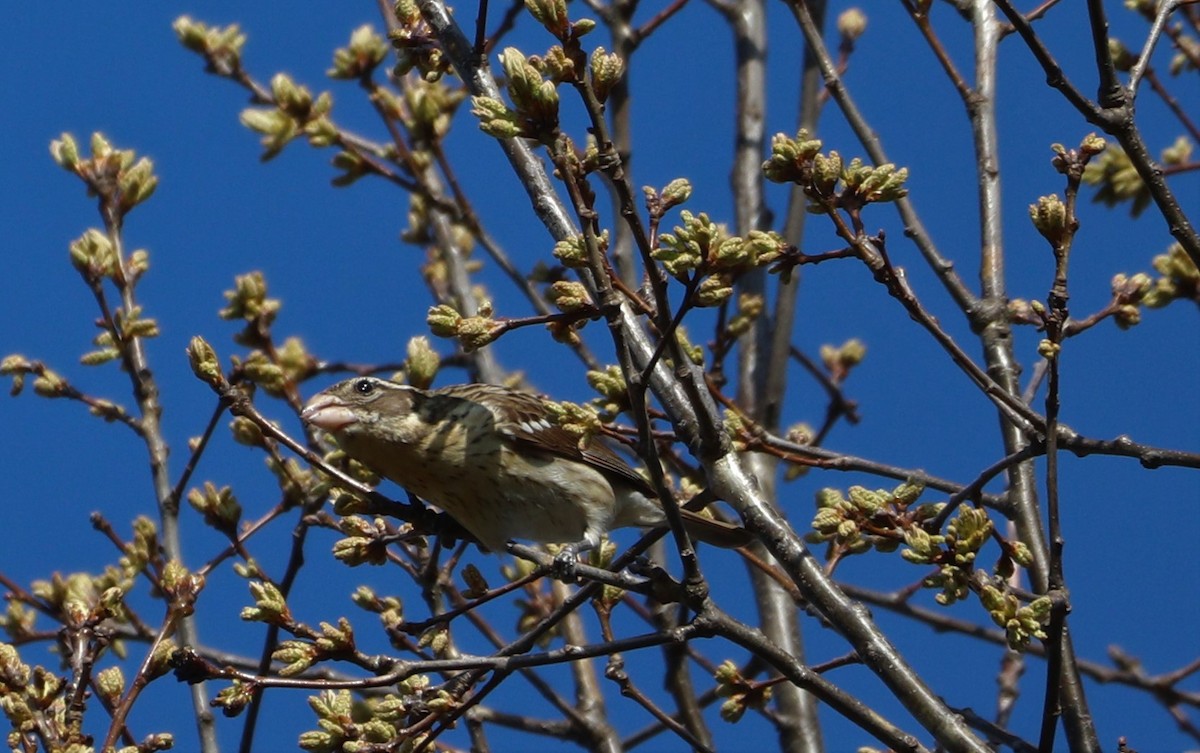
[549,280,593,312]
[69,229,117,279]
[1038,338,1060,359]
[50,133,80,170]
[1080,132,1106,156]
[1107,38,1135,71]
[273,640,319,676]
[330,149,369,186]
[239,108,281,134]
[239,107,299,160]
[654,210,723,277]
[726,293,764,337]
[847,485,884,513]
[1170,46,1195,75]
[500,47,559,138]
[537,46,577,83]
[525,0,570,36]
[713,657,741,686]
[843,158,909,202]
[229,416,264,447]
[96,666,125,704]
[426,304,463,338]
[659,178,692,210]
[892,479,924,505]
[455,315,503,351]
[214,681,255,716]
[0,354,32,398]
[328,24,388,79]
[187,481,242,533]
[118,156,158,209]
[785,422,813,446]
[811,507,844,534]
[552,233,593,268]
[1114,304,1141,329]
[305,116,339,147]
[0,644,31,693]
[812,151,842,195]
[837,8,867,42]
[1026,595,1052,621]
[762,129,823,184]
[173,16,246,69]
[271,73,311,114]
[32,368,68,398]
[144,638,178,681]
[172,16,208,52]
[80,348,121,366]
[241,580,290,624]
[720,696,747,723]
[405,335,440,389]
[160,560,204,610]
[544,400,602,444]
[589,47,624,103]
[471,95,522,139]
[393,0,420,24]
[221,272,279,326]
[118,307,160,340]
[128,249,150,280]
[838,338,867,367]
[1010,541,1034,567]
[1029,194,1068,243]
[242,351,287,396]
[90,132,113,159]
[695,274,733,307]
[186,336,223,388]
[1116,272,1153,300]
[405,79,460,141]
[814,487,844,508]
[947,506,992,553]
[1082,145,1148,215]
[904,527,935,558]
[674,325,705,365]
[1162,135,1192,166]
[315,617,356,653]
[713,236,749,269]
[586,365,627,401]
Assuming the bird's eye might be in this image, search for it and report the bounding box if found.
[353,379,375,396]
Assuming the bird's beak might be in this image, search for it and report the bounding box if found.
[301,393,359,432]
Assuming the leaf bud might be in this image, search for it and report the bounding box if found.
[837,8,868,42]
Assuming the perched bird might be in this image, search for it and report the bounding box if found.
[300,377,749,555]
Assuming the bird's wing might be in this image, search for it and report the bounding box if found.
[437,383,656,496]
[436,383,750,548]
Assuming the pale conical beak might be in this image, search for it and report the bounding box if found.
[300,394,359,432]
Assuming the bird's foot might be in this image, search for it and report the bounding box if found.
[551,548,581,581]
[549,537,598,582]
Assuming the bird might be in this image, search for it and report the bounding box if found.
[300,377,750,556]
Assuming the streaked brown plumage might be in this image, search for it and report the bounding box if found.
[300,377,748,554]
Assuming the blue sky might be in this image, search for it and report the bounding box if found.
[2,2,1197,751]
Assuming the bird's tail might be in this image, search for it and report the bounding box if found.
[678,509,753,549]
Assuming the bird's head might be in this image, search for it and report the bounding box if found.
[301,377,423,443]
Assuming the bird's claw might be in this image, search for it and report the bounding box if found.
[551,548,581,581]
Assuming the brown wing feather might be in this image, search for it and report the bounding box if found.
[435,383,655,496]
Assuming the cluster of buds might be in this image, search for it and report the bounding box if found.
[763,129,908,211]
[427,300,504,351]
